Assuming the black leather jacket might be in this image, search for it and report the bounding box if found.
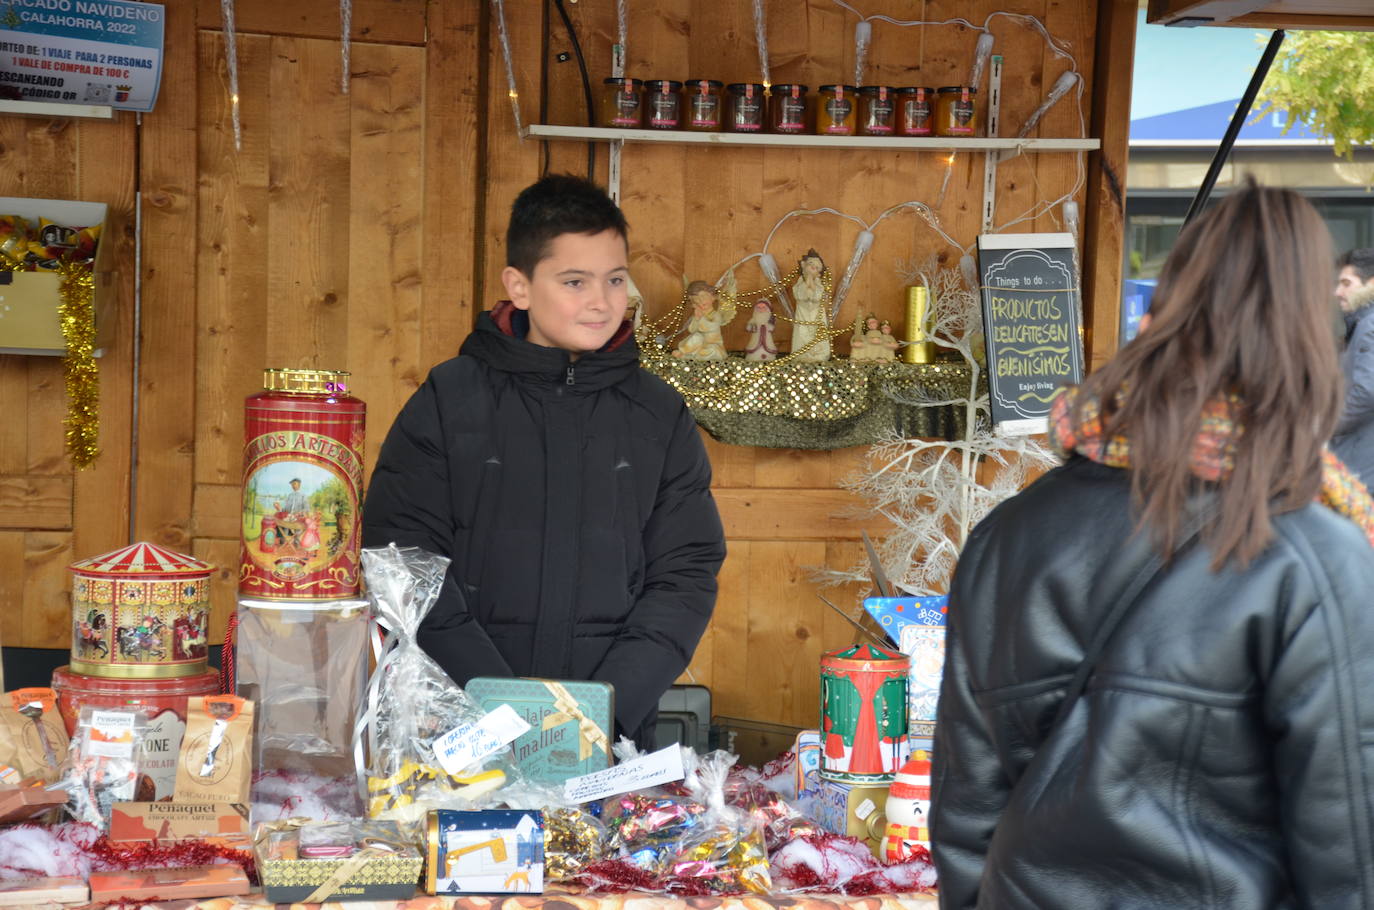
[932,456,1374,909]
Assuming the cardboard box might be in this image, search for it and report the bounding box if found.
[794,729,821,796]
[0,196,115,356]
[257,821,423,903]
[88,865,250,902]
[109,801,249,843]
[427,809,544,895]
[812,779,891,860]
[0,876,87,906]
[891,597,948,728]
[465,677,612,785]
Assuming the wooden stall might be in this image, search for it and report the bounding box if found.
[0,0,1135,731]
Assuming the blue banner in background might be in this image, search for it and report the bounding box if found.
[0,0,165,112]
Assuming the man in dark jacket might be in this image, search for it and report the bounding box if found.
[362,175,726,747]
[1333,247,1374,491]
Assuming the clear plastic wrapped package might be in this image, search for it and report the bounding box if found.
[235,597,369,823]
[59,706,151,828]
[672,750,771,894]
[358,544,527,826]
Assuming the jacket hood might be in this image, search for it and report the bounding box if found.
[460,301,640,391]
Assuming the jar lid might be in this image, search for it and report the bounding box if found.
[603,77,643,87]
[645,79,682,91]
[685,79,724,89]
[263,368,352,393]
[70,541,213,578]
[896,86,934,94]
[819,84,859,93]
[771,83,809,94]
[727,83,765,92]
[859,85,895,95]
[937,85,977,94]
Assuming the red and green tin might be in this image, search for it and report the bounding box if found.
[820,643,911,783]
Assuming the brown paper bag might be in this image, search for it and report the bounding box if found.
[174,696,253,804]
[0,688,69,784]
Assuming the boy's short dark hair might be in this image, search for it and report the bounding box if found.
[506,175,629,277]
[1339,248,1374,283]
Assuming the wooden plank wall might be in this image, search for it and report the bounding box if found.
[522,0,1106,726]
[0,0,1127,731]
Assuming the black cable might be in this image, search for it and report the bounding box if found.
[1184,29,1285,226]
[551,0,596,178]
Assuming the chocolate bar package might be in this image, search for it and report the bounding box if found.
[0,876,87,906]
[88,865,250,902]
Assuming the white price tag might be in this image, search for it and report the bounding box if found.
[562,744,685,804]
[433,704,531,776]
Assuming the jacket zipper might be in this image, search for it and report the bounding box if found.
[566,365,576,386]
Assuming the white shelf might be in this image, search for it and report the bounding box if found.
[527,124,1099,152]
[0,99,114,120]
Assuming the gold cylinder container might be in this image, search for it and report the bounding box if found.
[903,286,933,364]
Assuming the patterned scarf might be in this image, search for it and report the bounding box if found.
[1049,386,1374,548]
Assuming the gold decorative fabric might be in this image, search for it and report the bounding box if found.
[640,350,978,449]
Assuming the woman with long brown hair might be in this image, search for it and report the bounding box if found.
[931,179,1374,909]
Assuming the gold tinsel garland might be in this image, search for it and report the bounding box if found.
[0,259,100,468]
[57,260,100,467]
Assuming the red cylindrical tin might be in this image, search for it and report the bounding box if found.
[69,542,214,679]
[51,666,221,799]
[240,368,365,601]
[820,643,911,784]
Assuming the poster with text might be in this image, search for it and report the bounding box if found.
[0,0,164,111]
[977,233,1083,436]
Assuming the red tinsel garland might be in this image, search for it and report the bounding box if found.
[0,822,255,884]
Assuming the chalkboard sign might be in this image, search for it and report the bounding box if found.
[977,233,1084,435]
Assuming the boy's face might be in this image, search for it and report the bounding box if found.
[503,229,629,358]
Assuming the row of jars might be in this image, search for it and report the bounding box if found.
[600,79,979,137]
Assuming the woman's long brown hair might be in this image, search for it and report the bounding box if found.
[1078,179,1341,568]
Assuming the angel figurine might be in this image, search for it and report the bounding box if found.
[673,279,737,360]
[789,249,831,362]
[744,300,778,361]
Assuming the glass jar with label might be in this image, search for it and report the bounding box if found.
[600,77,643,128]
[683,79,724,132]
[858,85,897,136]
[897,86,934,136]
[644,80,682,129]
[725,83,767,132]
[816,84,857,136]
[769,83,809,134]
[935,86,978,137]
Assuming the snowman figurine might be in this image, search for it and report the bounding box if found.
[881,752,932,862]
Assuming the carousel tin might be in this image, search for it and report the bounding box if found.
[820,643,910,784]
[240,368,366,601]
[69,542,214,680]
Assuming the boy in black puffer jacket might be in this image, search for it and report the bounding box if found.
[362,175,726,747]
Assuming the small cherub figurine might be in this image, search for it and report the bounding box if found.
[744,300,778,361]
[673,279,737,360]
[876,320,900,361]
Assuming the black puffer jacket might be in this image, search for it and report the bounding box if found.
[932,456,1374,909]
[362,304,726,745]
